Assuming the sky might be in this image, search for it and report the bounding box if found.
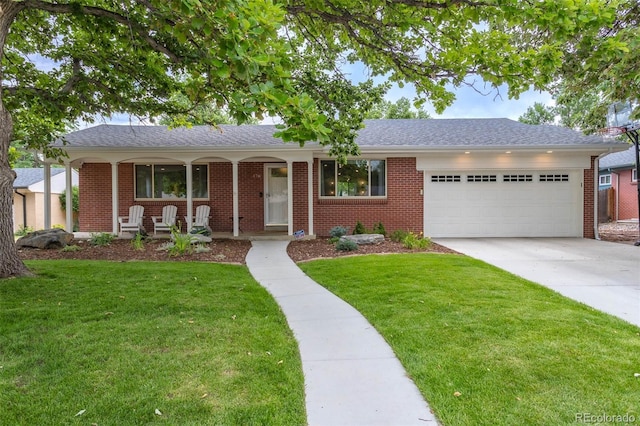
[85,59,553,127]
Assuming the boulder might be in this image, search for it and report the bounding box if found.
[16,229,74,249]
[171,233,212,244]
[340,234,385,245]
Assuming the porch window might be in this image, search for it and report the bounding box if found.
[320,159,386,197]
[135,164,209,200]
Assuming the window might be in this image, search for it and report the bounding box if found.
[599,174,611,185]
[539,174,569,182]
[503,174,533,182]
[467,175,496,182]
[135,164,208,200]
[431,175,461,182]
[320,159,386,197]
[633,169,637,182]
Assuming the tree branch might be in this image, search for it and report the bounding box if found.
[22,0,181,63]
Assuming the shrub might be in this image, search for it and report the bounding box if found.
[130,232,145,251]
[329,226,348,238]
[402,232,431,250]
[167,226,194,256]
[89,232,115,246]
[390,229,409,242]
[61,244,82,252]
[194,243,211,254]
[335,238,359,252]
[190,225,211,236]
[372,221,386,236]
[52,224,65,230]
[15,225,34,237]
[353,221,366,235]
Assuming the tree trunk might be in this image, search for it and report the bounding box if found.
[1,1,32,278]
[0,109,31,278]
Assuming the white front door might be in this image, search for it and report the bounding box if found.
[265,164,288,226]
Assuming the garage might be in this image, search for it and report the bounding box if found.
[424,170,583,238]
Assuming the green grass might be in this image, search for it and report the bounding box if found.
[300,254,640,426]
[0,261,305,425]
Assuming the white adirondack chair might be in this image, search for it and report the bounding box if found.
[152,205,177,235]
[118,205,145,234]
[185,205,211,230]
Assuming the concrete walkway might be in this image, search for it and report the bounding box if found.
[245,240,437,426]
[436,238,640,327]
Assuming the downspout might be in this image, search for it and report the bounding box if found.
[594,153,613,240]
[14,189,26,229]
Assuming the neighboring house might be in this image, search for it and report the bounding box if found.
[53,119,627,238]
[12,168,79,233]
[599,144,638,221]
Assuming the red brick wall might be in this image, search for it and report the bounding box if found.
[583,157,596,239]
[617,169,639,220]
[293,162,309,234]
[79,163,112,232]
[313,157,423,236]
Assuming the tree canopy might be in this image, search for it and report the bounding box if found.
[367,97,431,120]
[0,0,635,277]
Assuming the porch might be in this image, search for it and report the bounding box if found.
[47,146,317,238]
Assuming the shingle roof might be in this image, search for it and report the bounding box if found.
[599,144,637,169]
[13,168,65,189]
[57,118,614,149]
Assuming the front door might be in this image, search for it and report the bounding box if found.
[265,164,288,227]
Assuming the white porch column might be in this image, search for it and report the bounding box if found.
[111,162,119,235]
[287,160,293,236]
[43,163,51,229]
[307,159,314,236]
[65,163,73,232]
[232,161,239,237]
[185,162,193,231]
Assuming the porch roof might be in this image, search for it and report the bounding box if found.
[56,118,625,152]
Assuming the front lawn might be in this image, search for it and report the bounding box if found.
[300,254,640,425]
[0,261,305,425]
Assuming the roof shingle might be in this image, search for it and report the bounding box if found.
[57,118,615,149]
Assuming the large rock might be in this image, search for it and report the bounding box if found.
[340,234,385,245]
[16,229,74,249]
[171,233,212,244]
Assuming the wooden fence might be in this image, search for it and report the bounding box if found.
[598,187,615,223]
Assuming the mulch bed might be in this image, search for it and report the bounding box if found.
[18,223,638,264]
[18,237,456,264]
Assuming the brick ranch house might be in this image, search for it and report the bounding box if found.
[51,119,628,239]
[599,144,639,221]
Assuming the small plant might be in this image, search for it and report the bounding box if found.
[335,238,359,252]
[329,226,348,238]
[61,244,82,252]
[329,225,348,243]
[402,232,431,250]
[390,229,409,242]
[353,221,366,235]
[194,243,211,254]
[168,225,194,256]
[130,232,145,251]
[15,225,34,237]
[372,221,386,236]
[190,225,211,236]
[89,232,115,246]
[52,224,65,230]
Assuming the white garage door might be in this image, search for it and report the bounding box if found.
[424,171,583,237]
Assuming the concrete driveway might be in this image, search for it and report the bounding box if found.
[435,238,640,327]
